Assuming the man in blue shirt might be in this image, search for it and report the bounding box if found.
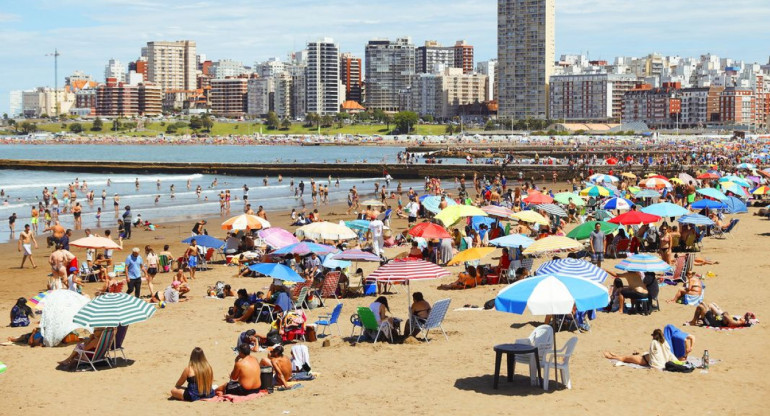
[125,247,145,298]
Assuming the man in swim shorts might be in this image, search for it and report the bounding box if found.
[18,224,38,269]
[216,343,265,396]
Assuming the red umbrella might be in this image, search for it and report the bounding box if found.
[646,174,668,180]
[523,190,554,205]
[697,172,720,180]
[408,222,452,239]
[608,210,661,225]
[605,157,618,165]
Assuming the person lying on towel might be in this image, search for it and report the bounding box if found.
[687,302,757,328]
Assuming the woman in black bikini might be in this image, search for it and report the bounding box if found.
[404,292,432,337]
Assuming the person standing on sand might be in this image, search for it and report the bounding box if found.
[125,247,145,298]
[122,206,132,239]
[30,206,39,234]
[185,239,200,280]
[18,224,38,269]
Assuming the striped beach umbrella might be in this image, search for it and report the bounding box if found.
[752,186,770,195]
[588,174,619,184]
[602,197,634,211]
[369,259,450,283]
[221,214,271,231]
[495,273,609,315]
[677,213,715,226]
[640,177,673,190]
[580,185,611,197]
[523,236,583,255]
[73,293,157,327]
[422,195,458,214]
[536,203,568,217]
[535,258,609,283]
[641,202,690,218]
[481,205,515,218]
[333,249,382,262]
[615,254,672,273]
[489,234,535,249]
[26,290,52,310]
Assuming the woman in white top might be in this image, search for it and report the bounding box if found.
[369,296,400,342]
[145,245,159,297]
[603,328,676,370]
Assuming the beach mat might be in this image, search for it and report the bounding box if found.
[203,391,268,403]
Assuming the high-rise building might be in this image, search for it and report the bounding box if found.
[306,38,342,115]
[9,90,24,117]
[95,78,161,117]
[256,58,287,78]
[549,74,638,122]
[146,40,197,92]
[365,37,415,111]
[105,59,126,83]
[453,40,474,74]
[340,53,362,104]
[128,57,148,82]
[247,77,274,116]
[210,77,249,117]
[497,0,555,120]
[622,83,682,129]
[476,60,497,102]
[416,41,455,74]
[407,68,487,119]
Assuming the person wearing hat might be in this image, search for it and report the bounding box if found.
[125,247,145,298]
[67,265,83,294]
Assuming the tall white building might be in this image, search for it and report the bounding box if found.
[365,37,416,111]
[9,90,24,117]
[497,0,555,120]
[306,38,342,115]
[476,60,497,102]
[247,77,274,116]
[211,59,247,79]
[104,58,126,83]
[256,58,287,78]
[146,40,197,92]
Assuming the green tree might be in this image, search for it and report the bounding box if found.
[201,114,214,132]
[19,121,37,134]
[8,119,16,132]
[421,114,434,123]
[384,114,392,132]
[320,115,333,128]
[280,119,292,130]
[112,119,122,131]
[68,123,83,133]
[266,111,280,130]
[166,124,178,134]
[40,113,49,119]
[189,115,202,131]
[484,120,496,131]
[304,113,319,128]
[372,109,386,123]
[445,124,456,134]
[91,117,103,131]
[393,111,418,134]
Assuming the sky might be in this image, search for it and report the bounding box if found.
[1,0,769,115]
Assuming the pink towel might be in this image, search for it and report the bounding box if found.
[202,392,268,403]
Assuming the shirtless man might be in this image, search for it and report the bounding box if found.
[44,220,66,248]
[49,244,75,281]
[18,224,38,269]
[215,343,266,396]
[185,239,200,279]
[268,345,293,389]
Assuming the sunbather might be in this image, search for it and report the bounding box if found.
[267,345,293,390]
[58,328,106,369]
[438,264,478,290]
[668,271,702,304]
[603,328,676,370]
[404,292,432,337]
[215,343,268,396]
[170,347,215,402]
[7,327,44,347]
[687,302,757,328]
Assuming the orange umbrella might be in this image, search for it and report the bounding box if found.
[221,214,271,231]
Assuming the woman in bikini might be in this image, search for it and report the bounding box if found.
[404,292,432,337]
[658,227,672,264]
[668,271,702,304]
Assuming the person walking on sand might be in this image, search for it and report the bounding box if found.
[122,206,132,239]
[18,224,38,269]
[125,247,145,298]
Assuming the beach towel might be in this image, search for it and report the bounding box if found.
[202,392,268,403]
[663,324,689,359]
[291,344,311,372]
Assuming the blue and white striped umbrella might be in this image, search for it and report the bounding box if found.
[422,195,457,214]
[495,273,609,315]
[677,213,715,226]
[535,258,608,283]
[615,254,672,273]
[588,174,619,184]
[489,234,535,249]
[73,293,157,327]
[602,197,634,211]
[641,202,689,218]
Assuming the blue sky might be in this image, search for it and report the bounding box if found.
[2,0,769,115]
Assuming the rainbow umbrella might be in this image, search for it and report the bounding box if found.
[752,186,770,195]
[615,254,672,273]
[580,185,611,197]
[27,291,52,310]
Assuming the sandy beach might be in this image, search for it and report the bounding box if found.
[1,189,769,416]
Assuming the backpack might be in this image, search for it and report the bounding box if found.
[665,361,695,373]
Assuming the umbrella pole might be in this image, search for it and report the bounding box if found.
[553,331,558,386]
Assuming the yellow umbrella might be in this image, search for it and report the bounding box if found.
[434,205,487,226]
[511,210,550,225]
[621,172,637,179]
[645,172,659,178]
[522,236,583,255]
[669,177,683,185]
[447,247,496,266]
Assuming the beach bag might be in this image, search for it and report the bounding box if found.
[665,361,695,373]
[483,299,496,310]
[265,329,282,347]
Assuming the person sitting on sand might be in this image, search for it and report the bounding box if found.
[604,277,626,313]
[407,241,423,258]
[152,281,188,304]
[215,343,267,396]
[10,297,33,327]
[603,328,676,370]
[7,327,44,347]
[170,347,215,402]
[225,289,256,322]
[438,264,478,290]
[668,271,702,304]
[687,302,757,328]
[268,344,294,390]
[58,328,107,369]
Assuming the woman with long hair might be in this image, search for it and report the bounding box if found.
[170,347,215,401]
[603,328,676,370]
[369,296,401,342]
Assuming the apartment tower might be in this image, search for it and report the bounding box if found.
[340,53,363,104]
[365,37,415,111]
[146,40,197,92]
[306,38,342,115]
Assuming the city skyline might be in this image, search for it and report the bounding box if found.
[1,0,769,115]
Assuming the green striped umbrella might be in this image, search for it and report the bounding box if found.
[73,293,156,327]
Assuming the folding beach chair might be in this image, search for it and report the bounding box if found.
[74,327,116,371]
[79,264,99,283]
[293,286,310,310]
[351,307,389,343]
[158,254,171,272]
[723,219,739,237]
[319,271,341,301]
[415,298,451,342]
[665,255,687,285]
[110,325,129,364]
[315,303,343,337]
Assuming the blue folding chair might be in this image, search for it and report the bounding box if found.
[315,303,343,337]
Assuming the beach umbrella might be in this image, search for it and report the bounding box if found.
[591,210,614,221]
[640,177,673,190]
[408,222,452,239]
[678,173,697,186]
[588,174,619,184]
[321,252,351,269]
[360,199,385,207]
[272,242,336,256]
[40,290,91,347]
[489,234,535,249]
[522,236,582,255]
[601,197,634,211]
[369,259,451,318]
[536,204,568,217]
[435,205,487,226]
[258,228,299,249]
[566,221,619,240]
[580,185,611,197]
[696,188,728,201]
[73,293,156,328]
[646,174,668,180]
[641,202,690,218]
[471,216,497,231]
[719,176,751,188]
[447,247,496,266]
[752,186,770,195]
[296,221,357,240]
[70,236,122,250]
[247,263,305,283]
[697,172,720,180]
[481,205,515,218]
[669,177,684,185]
[495,273,610,383]
[221,214,270,231]
[535,258,609,283]
[621,172,637,179]
[635,189,660,199]
[181,234,225,249]
[723,196,748,214]
[721,183,750,199]
[523,190,554,205]
[334,249,382,262]
[677,213,715,226]
[608,210,661,225]
[511,210,550,225]
[615,254,672,273]
[553,192,585,206]
[422,195,457,214]
[605,157,618,165]
[690,199,727,210]
[627,186,642,195]
[26,290,51,310]
[344,219,371,233]
[736,163,756,170]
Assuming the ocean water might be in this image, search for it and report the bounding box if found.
[0,169,422,243]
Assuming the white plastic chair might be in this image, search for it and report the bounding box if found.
[514,324,553,386]
[542,336,578,390]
